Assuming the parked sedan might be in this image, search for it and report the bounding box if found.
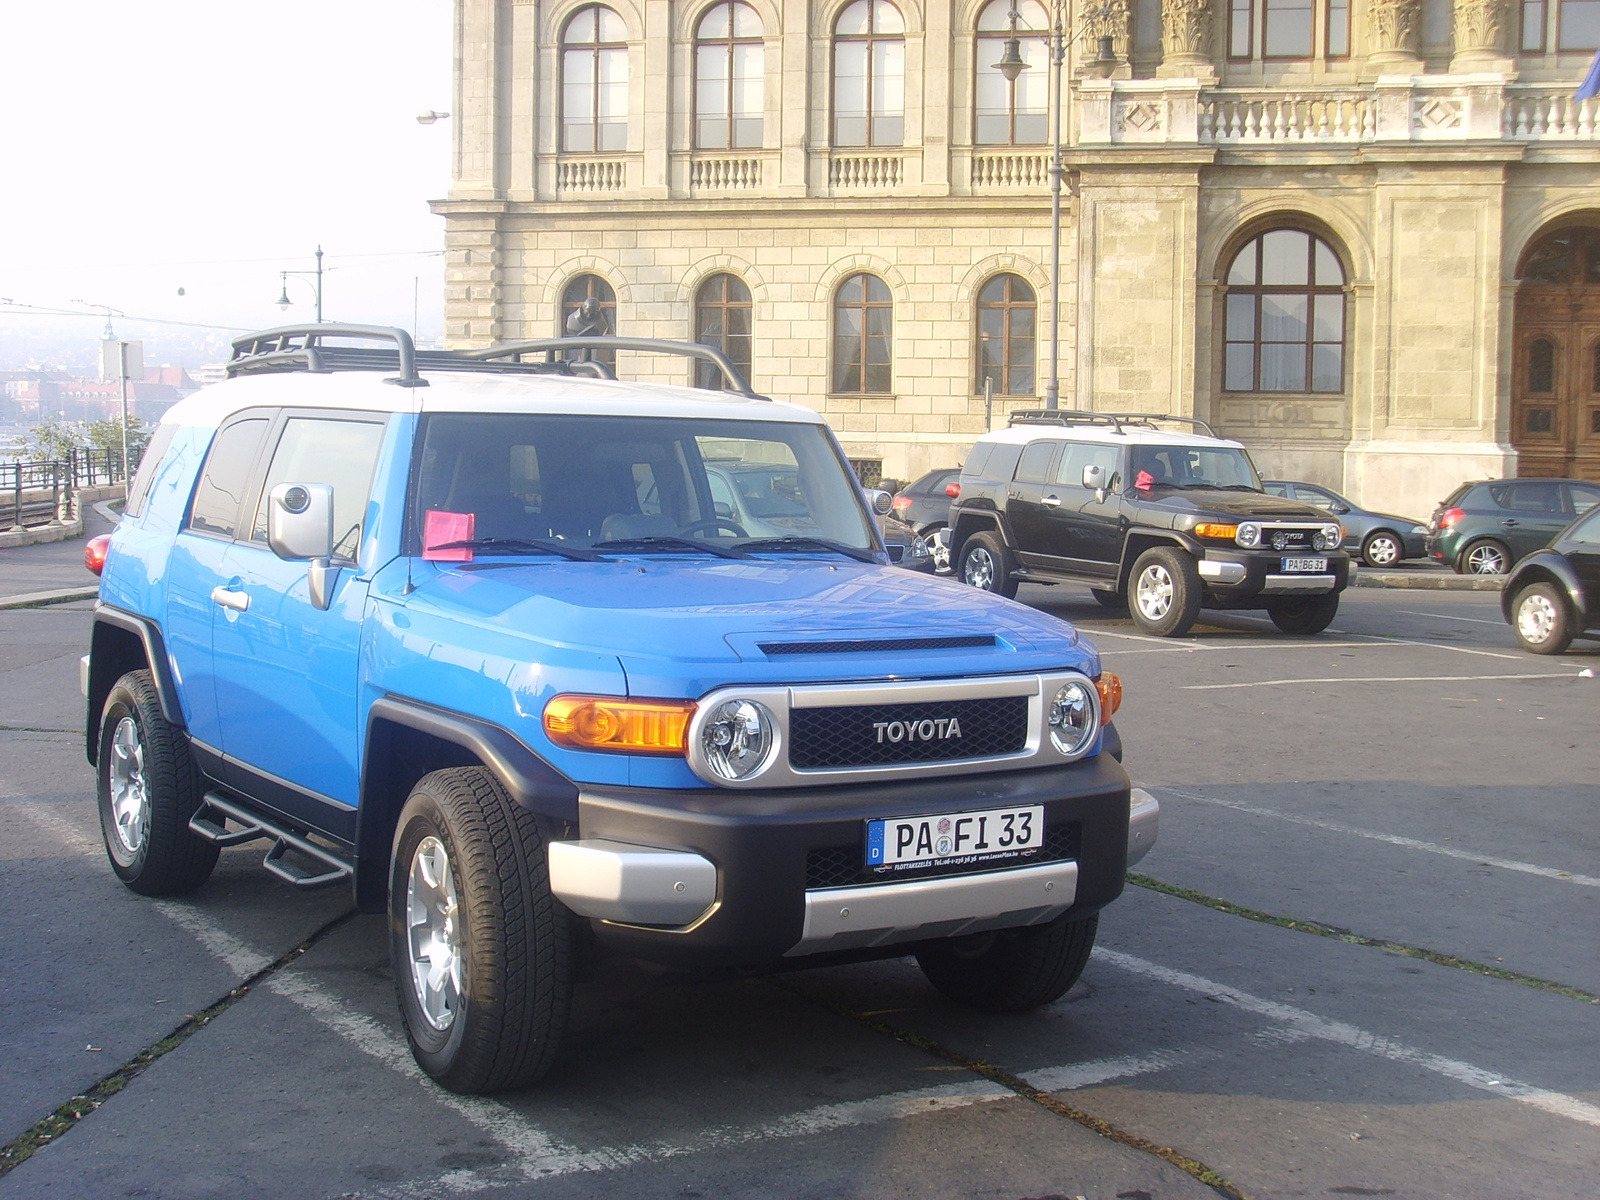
[1500,503,1600,653]
[888,466,961,571]
[1427,478,1600,574]
[1262,480,1428,568]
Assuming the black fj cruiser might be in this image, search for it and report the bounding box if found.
[949,411,1352,637]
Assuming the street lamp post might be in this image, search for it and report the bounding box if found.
[277,245,325,323]
[116,341,131,497]
[995,5,1116,411]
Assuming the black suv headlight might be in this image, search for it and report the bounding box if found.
[1311,523,1342,552]
[1235,522,1262,549]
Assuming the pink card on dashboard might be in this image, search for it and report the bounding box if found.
[423,510,475,561]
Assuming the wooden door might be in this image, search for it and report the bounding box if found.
[1512,226,1600,483]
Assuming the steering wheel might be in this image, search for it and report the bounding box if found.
[679,517,749,538]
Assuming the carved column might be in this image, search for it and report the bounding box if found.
[1362,0,1424,78]
[1450,0,1517,75]
[1156,0,1216,81]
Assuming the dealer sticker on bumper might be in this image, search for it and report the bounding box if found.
[867,805,1045,869]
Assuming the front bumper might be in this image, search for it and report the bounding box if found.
[552,751,1134,968]
[1198,548,1351,601]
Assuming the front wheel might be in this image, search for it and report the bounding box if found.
[1511,581,1574,655]
[916,913,1098,1012]
[96,670,218,895]
[958,532,1019,598]
[1128,547,1201,637]
[1361,530,1403,568]
[1266,592,1340,635]
[390,767,571,1094]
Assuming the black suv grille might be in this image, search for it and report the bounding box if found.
[805,822,1080,889]
[789,695,1029,769]
[1259,525,1317,550]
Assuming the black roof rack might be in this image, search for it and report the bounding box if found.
[226,326,764,397]
[1008,409,1217,438]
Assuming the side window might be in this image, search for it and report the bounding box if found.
[249,417,387,562]
[962,442,994,478]
[1053,443,1119,487]
[1505,481,1564,512]
[124,423,178,519]
[986,443,1023,482]
[1296,485,1339,511]
[1264,482,1289,497]
[707,470,736,518]
[189,418,271,539]
[1014,440,1058,484]
[1568,483,1600,514]
[1567,506,1600,543]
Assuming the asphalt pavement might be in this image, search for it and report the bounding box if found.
[0,577,1595,1200]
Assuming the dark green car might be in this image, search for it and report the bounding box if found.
[1426,478,1600,574]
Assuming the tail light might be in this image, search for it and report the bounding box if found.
[85,534,112,576]
[1437,507,1466,530]
[891,494,913,511]
[945,481,961,498]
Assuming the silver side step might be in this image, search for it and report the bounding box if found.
[189,792,353,890]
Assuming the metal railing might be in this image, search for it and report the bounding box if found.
[4,448,133,531]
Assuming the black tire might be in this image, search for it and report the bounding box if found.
[1360,530,1403,568]
[958,531,1019,599]
[1128,546,1201,637]
[96,669,218,896]
[1266,592,1340,635]
[1510,580,1574,655]
[1458,538,1511,575]
[1089,588,1126,610]
[389,767,570,1094]
[916,913,1098,1012]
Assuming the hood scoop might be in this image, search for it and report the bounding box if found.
[757,635,997,656]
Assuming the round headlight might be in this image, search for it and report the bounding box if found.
[700,699,775,780]
[1236,522,1261,548]
[1324,523,1343,549]
[1048,680,1098,757]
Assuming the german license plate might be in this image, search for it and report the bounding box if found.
[866,805,1045,869]
[1281,556,1327,572]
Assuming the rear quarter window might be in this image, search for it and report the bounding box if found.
[962,443,994,478]
[124,424,178,519]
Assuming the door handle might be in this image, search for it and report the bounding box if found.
[1500,518,1519,528]
[210,586,249,612]
[1041,495,1061,507]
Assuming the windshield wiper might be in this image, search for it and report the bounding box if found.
[427,537,606,562]
[734,536,878,563]
[590,536,749,560]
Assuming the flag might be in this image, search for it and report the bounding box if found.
[1577,48,1600,102]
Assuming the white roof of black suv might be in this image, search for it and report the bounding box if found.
[976,409,1245,451]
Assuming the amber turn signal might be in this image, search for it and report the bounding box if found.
[1192,523,1239,540]
[84,533,112,577]
[543,695,695,755]
[1095,672,1122,721]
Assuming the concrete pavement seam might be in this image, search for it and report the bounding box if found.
[0,586,100,610]
[0,907,358,1181]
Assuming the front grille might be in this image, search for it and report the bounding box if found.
[1260,525,1316,550]
[759,635,995,656]
[805,822,1080,889]
[789,694,1029,769]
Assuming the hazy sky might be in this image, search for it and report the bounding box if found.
[0,1,453,355]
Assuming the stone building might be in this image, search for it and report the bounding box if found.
[434,0,1600,517]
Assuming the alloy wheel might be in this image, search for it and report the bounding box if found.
[407,836,464,1032]
[1365,534,1400,566]
[964,546,995,590]
[1136,564,1173,621]
[108,716,150,855]
[1466,544,1507,574]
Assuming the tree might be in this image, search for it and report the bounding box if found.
[5,421,84,463]
[87,416,151,466]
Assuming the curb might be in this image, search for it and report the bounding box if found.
[0,586,100,611]
[1350,570,1504,591]
[0,519,84,550]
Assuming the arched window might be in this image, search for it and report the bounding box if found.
[975,0,1048,145]
[694,273,753,390]
[834,274,892,393]
[976,274,1036,395]
[833,0,904,147]
[562,274,617,369]
[695,1,764,149]
[1223,228,1347,393]
[1528,338,1556,393]
[562,5,628,153]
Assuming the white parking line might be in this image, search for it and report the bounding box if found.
[1397,610,1506,626]
[1153,785,1600,888]
[1181,671,1574,690]
[1094,949,1600,1130]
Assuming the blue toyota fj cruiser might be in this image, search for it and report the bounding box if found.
[84,326,1155,1094]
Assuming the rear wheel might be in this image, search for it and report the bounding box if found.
[958,532,1019,599]
[390,767,570,1094]
[1266,592,1340,635]
[96,670,218,895]
[916,913,1098,1012]
[1360,530,1403,568]
[1511,581,1574,655]
[1459,538,1510,575]
[1128,547,1201,637]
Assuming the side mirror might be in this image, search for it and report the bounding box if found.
[1082,464,1108,504]
[866,488,894,516]
[1331,502,1351,515]
[268,483,339,611]
[878,478,903,495]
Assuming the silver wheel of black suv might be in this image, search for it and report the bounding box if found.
[958,532,1019,598]
[389,767,571,1094]
[97,670,218,896]
[916,913,1098,1011]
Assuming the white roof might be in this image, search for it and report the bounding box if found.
[159,368,826,428]
[976,420,1243,451]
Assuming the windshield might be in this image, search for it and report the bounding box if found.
[408,413,876,555]
[1128,444,1262,492]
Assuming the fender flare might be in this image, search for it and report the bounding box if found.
[1117,529,1203,590]
[1501,552,1587,624]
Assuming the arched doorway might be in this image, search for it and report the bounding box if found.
[1512,222,1600,482]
